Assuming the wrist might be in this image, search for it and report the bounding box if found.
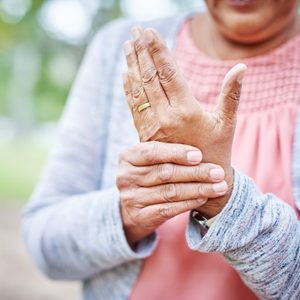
[124,224,154,249]
[121,206,154,248]
[195,166,234,218]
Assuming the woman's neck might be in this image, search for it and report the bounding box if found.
[190,13,300,60]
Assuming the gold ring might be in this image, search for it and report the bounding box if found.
[137,102,151,112]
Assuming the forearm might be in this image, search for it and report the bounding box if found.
[22,187,157,280]
[186,170,300,299]
[20,19,157,280]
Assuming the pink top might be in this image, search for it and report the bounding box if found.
[130,20,300,300]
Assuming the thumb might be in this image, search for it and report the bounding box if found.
[217,63,247,124]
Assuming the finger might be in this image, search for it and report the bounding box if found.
[134,163,225,187]
[131,26,170,111]
[124,39,154,126]
[137,181,228,206]
[122,72,136,114]
[143,28,196,106]
[124,40,140,83]
[125,25,143,81]
[123,40,148,109]
[142,199,207,223]
[126,71,150,110]
[120,141,203,166]
[122,72,144,134]
[217,63,247,125]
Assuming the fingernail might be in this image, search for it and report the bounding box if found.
[237,71,245,84]
[222,63,247,91]
[212,181,228,193]
[132,27,141,40]
[236,64,247,84]
[123,41,132,55]
[187,151,202,163]
[210,168,224,181]
[144,29,153,43]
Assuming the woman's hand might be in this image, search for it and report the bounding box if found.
[117,142,227,247]
[123,27,246,218]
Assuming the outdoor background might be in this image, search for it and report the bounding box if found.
[0,0,204,299]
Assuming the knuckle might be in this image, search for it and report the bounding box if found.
[148,39,164,55]
[172,145,182,158]
[228,88,241,102]
[179,109,193,123]
[158,63,177,84]
[140,142,158,164]
[161,183,178,202]
[116,172,130,189]
[158,117,174,133]
[158,203,174,219]
[150,141,159,157]
[118,149,130,164]
[122,78,131,94]
[124,88,131,97]
[157,163,175,182]
[194,165,208,181]
[185,200,199,210]
[142,67,157,84]
[120,189,143,210]
[125,51,135,64]
[182,200,192,211]
[120,191,132,206]
[134,40,146,55]
[225,84,242,108]
[197,184,210,197]
[132,84,144,99]
[116,174,127,189]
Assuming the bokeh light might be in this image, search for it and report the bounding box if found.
[0,0,32,23]
[39,0,92,44]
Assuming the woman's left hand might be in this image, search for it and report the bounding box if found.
[123,27,246,218]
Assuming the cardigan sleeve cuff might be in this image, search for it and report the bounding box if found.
[186,170,253,253]
[106,187,158,260]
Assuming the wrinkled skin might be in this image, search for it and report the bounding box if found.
[123,27,246,218]
[117,142,227,246]
[119,0,300,246]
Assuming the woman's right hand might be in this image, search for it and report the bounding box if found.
[117,141,228,247]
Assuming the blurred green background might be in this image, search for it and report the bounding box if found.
[0,0,203,203]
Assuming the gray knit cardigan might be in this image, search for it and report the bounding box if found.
[22,12,300,300]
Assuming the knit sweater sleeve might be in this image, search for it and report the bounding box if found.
[21,20,157,281]
[186,170,300,299]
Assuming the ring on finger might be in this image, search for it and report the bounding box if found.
[138,102,151,112]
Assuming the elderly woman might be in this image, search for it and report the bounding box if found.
[23,0,300,299]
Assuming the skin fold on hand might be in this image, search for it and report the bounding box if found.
[123,27,247,218]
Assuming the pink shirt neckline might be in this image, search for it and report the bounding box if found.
[180,18,300,66]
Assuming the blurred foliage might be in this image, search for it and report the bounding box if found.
[0,141,48,202]
[0,0,123,123]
